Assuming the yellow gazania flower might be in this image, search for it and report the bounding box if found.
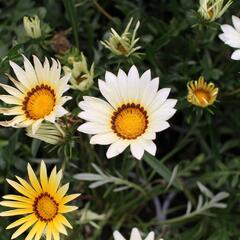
[187,76,219,108]
[0,161,80,240]
[0,55,71,134]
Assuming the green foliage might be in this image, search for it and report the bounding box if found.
[0,0,240,239]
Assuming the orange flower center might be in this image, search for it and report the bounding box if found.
[111,103,148,140]
[23,84,56,120]
[194,89,211,105]
[33,192,58,222]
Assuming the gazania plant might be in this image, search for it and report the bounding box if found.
[0,0,239,239]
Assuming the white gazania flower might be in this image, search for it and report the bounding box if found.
[113,228,162,240]
[219,16,240,60]
[198,0,232,22]
[78,66,177,160]
[0,55,71,134]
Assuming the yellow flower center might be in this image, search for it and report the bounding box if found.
[111,103,148,140]
[33,192,58,222]
[116,42,128,55]
[194,89,211,105]
[23,84,56,120]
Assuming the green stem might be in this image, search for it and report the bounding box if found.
[63,0,79,48]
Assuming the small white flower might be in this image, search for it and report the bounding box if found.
[0,55,71,134]
[23,15,42,39]
[101,18,141,57]
[198,0,232,22]
[219,16,240,60]
[78,66,177,160]
[113,228,161,240]
[63,53,94,91]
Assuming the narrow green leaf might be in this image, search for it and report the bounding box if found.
[143,153,182,190]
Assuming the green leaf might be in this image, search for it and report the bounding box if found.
[143,153,182,190]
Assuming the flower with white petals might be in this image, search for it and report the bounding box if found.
[113,228,161,240]
[101,18,141,57]
[63,52,94,92]
[23,15,42,39]
[0,55,71,134]
[198,0,232,22]
[219,16,240,60]
[78,66,177,160]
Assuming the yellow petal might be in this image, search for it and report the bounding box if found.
[58,205,78,213]
[52,224,60,240]
[52,217,68,235]
[11,215,37,239]
[16,176,38,197]
[6,179,35,199]
[49,169,63,196]
[27,163,42,194]
[56,214,72,229]
[60,194,81,205]
[33,221,46,240]
[48,167,57,195]
[45,222,53,240]
[40,161,49,192]
[55,183,69,202]
[0,200,32,209]
[0,208,33,217]
[2,195,33,204]
[6,214,36,229]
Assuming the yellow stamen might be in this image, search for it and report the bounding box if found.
[111,103,148,139]
[33,192,58,222]
[23,84,56,120]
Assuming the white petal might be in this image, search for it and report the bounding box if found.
[145,232,155,240]
[149,121,170,132]
[78,110,110,124]
[33,55,44,83]
[105,71,124,104]
[130,228,142,240]
[140,69,151,83]
[149,88,171,113]
[0,106,23,116]
[0,95,22,105]
[98,79,120,109]
[9,61,32,90]
[78,122,110,134]
[79,96,113,114]
[130,141,145,160]
[22,55,38,85]
[0,115,26,127]
[231,49,240,60]
[44,112,56,122]
[90,132,118,145]
[113,231,126,240]
[220,24,240,48]
[142,131,156,140]
[31,119,43,134]
[0,84,24,99]
[57,74,71,96]
[142,140,157,156]
[55,106,68,117]
[232,15,240,32]
[127,65,140,102]
[117,69,129,104]
[151,108,176,121]
[106,140,129,158]
[140,77,159,108]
